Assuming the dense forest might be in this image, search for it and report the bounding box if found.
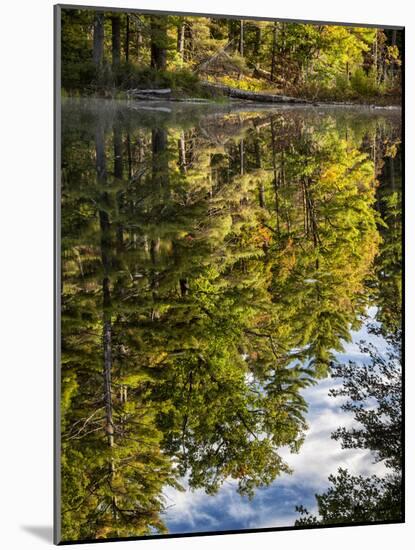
[60,96,402,540]
[61,8,403,103]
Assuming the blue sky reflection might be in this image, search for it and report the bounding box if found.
[163,312,387,533]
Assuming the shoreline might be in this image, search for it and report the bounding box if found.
[62,92,402,111]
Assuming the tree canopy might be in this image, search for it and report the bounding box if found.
[60,8,402,103]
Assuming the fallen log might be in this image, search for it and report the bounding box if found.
[127,88,172,97]
[200,81,312,104]
[252,65,273,82]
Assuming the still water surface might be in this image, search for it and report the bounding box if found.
[60,99,402,540]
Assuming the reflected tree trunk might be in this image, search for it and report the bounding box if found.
[126,133,132,180]
[113,123,124,253]
[152,128,169,192]
[95,120,114,450]
[240,139,244,176]
[178,132,187,174]
[114,121,127,431]
[270,119,280,236]
[254,138,265,208]
[389,156,395,191]
[150,128,169,319]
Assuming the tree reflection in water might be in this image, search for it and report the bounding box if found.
[60,100,402,540]
[296,140,402,526]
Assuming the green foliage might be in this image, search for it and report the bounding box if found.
[60,7,402,103]
[116,64,200,92]
[296,469,402,525]
[295,234,402,527]
[331,342,402,471]
[60,98,401,540]
[372,148,402,340]
[213,74,270,92]
[350,67,379,96]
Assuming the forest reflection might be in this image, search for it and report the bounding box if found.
[60,99,402,541]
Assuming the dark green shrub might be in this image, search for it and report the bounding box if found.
[350,68,378,97]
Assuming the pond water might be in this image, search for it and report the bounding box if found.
[60,98,402,540]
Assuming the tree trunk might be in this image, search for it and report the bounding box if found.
[259,185,265,209]
[111,15,121,68]
[93,12,104,67]
[150,16,167,71]
[374,30,378,83]
[125,15,130,62]
[228,20,236,51]
[240,20,244,56]
[178,21,185,61]
[271,22,278,82]
[281,23,286,84]
[390,29,397,81]
[180,279,189,296]
[253,65,273,81]
[254,26,261,57]
[136,27,142,63]
[184,22,193,62]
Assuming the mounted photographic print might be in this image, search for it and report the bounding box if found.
[54,4,404,544]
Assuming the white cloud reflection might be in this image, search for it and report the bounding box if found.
[163,319,387,533]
